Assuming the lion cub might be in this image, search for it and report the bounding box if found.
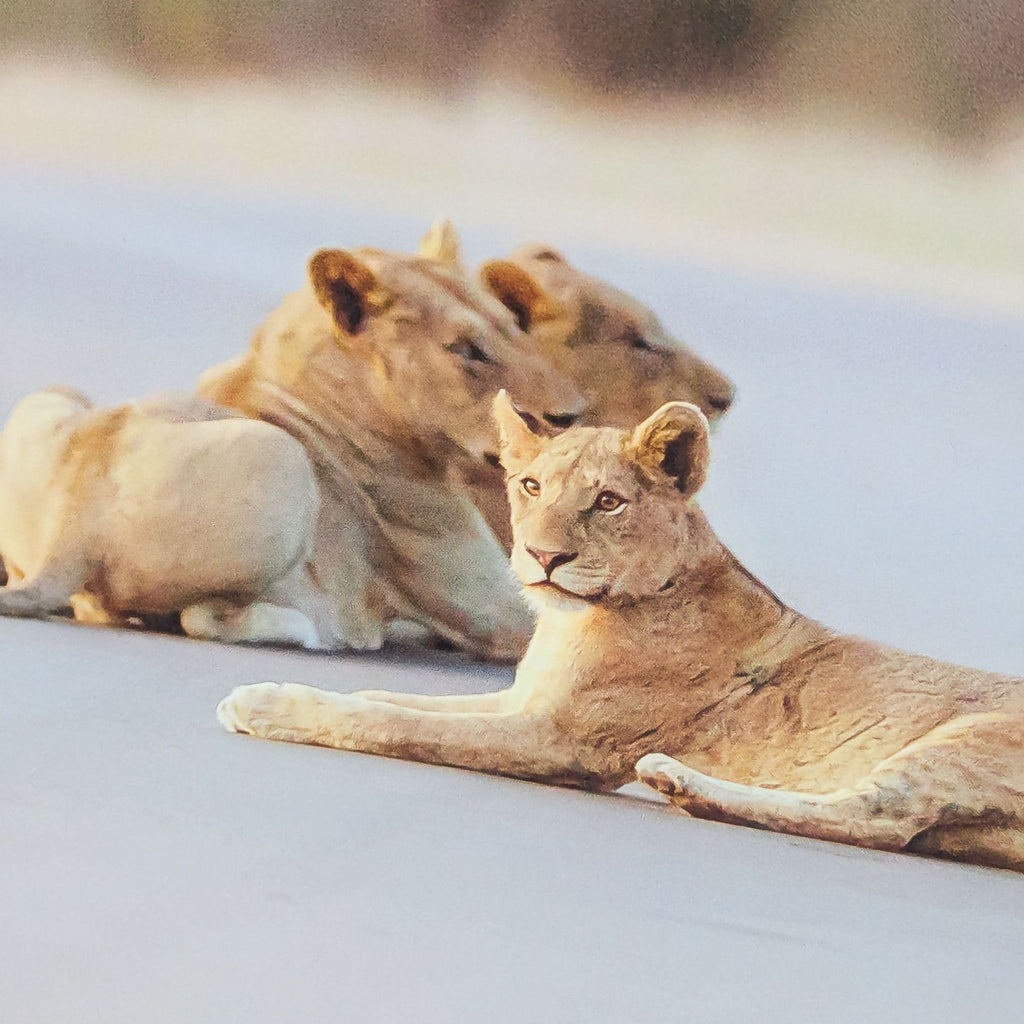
[0,389,333,647]
[217,393,1024,871]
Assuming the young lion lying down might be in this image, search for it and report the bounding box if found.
[0,388,334,647]
[217,393,1024,871]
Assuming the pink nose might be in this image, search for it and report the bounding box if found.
[526,547,578,575]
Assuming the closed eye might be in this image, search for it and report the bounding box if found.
[447,336,492,364]
[622,327,654,352]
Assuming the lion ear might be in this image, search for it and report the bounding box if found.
[493,390,544,468]
[308,249,379,334]
[418,217,462,268]
[631,402,710,500]
[480,260,559,333]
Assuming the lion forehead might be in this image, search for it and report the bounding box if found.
[515,429,639,503]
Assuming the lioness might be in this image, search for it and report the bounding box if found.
[218,393,1024,872]
[199,241,585,660]
[420,221,736,547]
[482,243,736,427]
[0,389,331,646]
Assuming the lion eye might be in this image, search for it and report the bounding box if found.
[594,490,627,513]
[623,328,652,351]
[447,336,492,364]
[522,477,541,497]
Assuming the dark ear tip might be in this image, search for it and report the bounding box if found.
[308,249,341,289]
[480,262,541,333]
[308,249,376,334]
[479,259,507,285]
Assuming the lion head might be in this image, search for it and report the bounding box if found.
[202,239,586,471]
[478,243,735,428]
[494,390,717,610]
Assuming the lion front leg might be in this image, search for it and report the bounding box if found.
[181,600,320,649]
[217,682,590,786]
[348,690,507,712]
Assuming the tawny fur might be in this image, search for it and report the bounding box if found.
[0,389,332,647]
[493,243,735,427]
[218,393,1024,872]
[432,226,736,549]
[199,234,585,661]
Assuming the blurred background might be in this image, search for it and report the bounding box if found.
[5,1,1024,141]
[0,4,1022,670]
[2,0,1023,309]
[3,8,1024,1014]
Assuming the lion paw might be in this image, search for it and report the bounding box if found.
[636,752,697,800]
[183,601,321,649]
[217,682,368,746]
[216,680,323,740]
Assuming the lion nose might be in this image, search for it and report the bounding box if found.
[527,547,578,575]
[702,372,735,415]
[542,392,586,430]
[542,411,580,429]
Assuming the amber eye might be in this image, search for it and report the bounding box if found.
[522,477,541,497]
[594,490,627,513]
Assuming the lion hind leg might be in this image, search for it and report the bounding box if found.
[261,561,357,652]
[637,712,1024,857]
[636,754,926,850]
[909,824,1024,871]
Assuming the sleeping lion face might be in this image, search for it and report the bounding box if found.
[494,391,712,607]
[304,245,587,466]
[483,245,735,429]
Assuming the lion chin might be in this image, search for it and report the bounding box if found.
[523,579,608,612]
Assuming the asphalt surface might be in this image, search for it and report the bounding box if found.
[2,164,1023,1022]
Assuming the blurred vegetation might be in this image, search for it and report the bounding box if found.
[4,0,1022,141]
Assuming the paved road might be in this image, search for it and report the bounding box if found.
[2,165,1023,1022]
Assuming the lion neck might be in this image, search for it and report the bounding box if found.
[205,312,503,572]
[222,308,456,485]
[522,512,825,704]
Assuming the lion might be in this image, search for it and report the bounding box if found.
[0,388,334,647]
[218,392,1024,872]
[419,222,735,427]
[490,245,735,427]
[199,238,586,661]
[419,221,736,547]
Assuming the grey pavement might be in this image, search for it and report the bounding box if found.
[1,165,1023,1022]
